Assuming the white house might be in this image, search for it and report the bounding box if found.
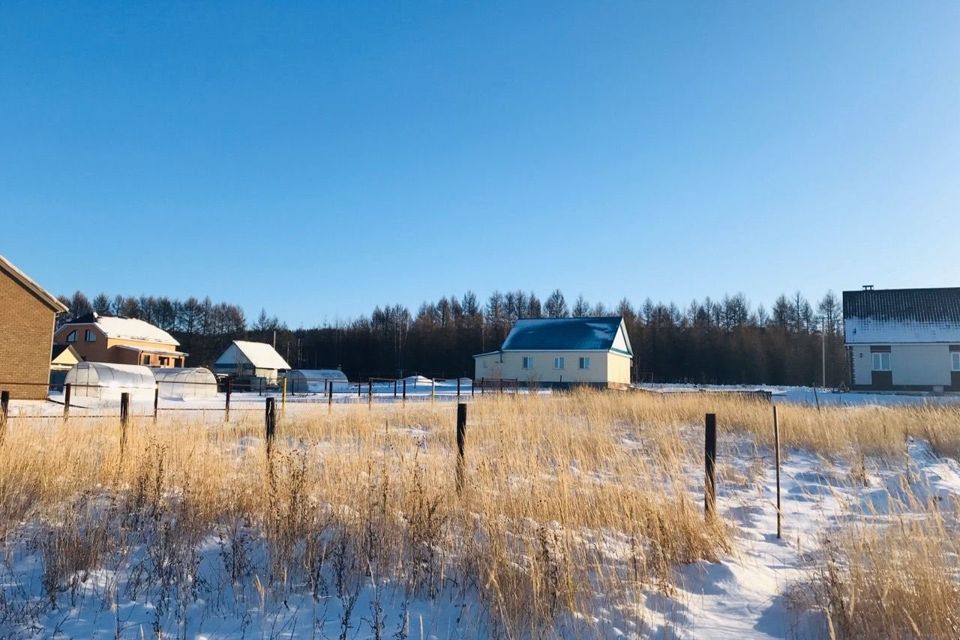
[213,340,291,389]
[844,287,960,392]
[473,317,633,388]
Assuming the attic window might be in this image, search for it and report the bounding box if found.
[85,329,96,342]
[66,330,77,343]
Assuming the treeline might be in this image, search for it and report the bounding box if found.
[59,289,848,387]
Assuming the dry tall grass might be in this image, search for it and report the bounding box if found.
[0,389,958,637]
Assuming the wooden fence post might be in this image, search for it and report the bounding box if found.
[327,379,333,411]
[265,397,276,457]
[481,377,485,395]
[368,380,372,407]
[394,380,398,399]
[705,413,717,520]
[63,383,72,421]
[773,405,782,539]
[402,379,407,403]
[281,377,287,415]
[120,392,130,465]
[431,379,436,402]
[456,402,467,495]
[153,386,160,424]
[457,377,461,398]
[0,390,9,446]
[225,377,232,422]
[357,381,361,399]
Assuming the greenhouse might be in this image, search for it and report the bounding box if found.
[284,369,349,393]
[64,362,157,401]
[154,367,219,399]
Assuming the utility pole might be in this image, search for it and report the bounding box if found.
[821,316,827,388]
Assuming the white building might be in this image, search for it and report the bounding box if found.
[213,340,291,389]
[844,287,960,392]
[473,317,633,388]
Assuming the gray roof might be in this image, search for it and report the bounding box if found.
[843,288,960,323]
[498,317,630,353]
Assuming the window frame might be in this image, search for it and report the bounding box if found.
[84,329,97,342]
[522,356,534,370]
[952,351,960,372]
[554,356,565,370]
[66,330,77,343]
[871,351,891,372]
[579,356,591,370]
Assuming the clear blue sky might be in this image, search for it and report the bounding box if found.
[2,2,958,326]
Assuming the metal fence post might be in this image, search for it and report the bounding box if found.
[456,402,467,495]
[225,377,232,422]
[63,383,72,421]
[120,392,130,465]
[0,390,9,445]
[402,379,407,403]
[773,406,782,538]
[265,397,276,458]
[457,377,461,398]
[153,386,160,423]
[368,380,372,407]
[705,413,717,520]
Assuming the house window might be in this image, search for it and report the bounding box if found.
[579,357,591,370]
[143,355,151,365]
[522,356,533,370]
[66,330,77,343]
[160,357,169,367]
[84,329,96,342]
[554,357,565,369]
[952,351,960,372]
[871,352,890,371]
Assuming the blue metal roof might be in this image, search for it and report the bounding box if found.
[499,317,629,353]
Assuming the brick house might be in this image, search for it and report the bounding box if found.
[54,313,187,367]
[0,255,69,399]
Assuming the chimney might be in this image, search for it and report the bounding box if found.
[862,285,874,291]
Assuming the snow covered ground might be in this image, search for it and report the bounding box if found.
[1,387,959,637]
[638,382,960,407]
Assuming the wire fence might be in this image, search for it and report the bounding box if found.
[0,373,533,425]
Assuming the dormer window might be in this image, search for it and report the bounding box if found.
[66,330,77,343]
[84,329,96,342]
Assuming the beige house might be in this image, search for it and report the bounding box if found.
[213,340,291,389]
[844,287,960,392]
[474,317,633,388]
[54,313,186,367]
[0,255,69,399]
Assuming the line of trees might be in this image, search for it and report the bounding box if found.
[59,288,848,387]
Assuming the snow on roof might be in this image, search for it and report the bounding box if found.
[498,317,630,353]
[0,254,69,313]
[217,340,291,370]
[75,315,180,345]
[843,288,960,344]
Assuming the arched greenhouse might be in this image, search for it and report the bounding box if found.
[64,362,157,401]
[154,367,218,399]
[284,369,349,393]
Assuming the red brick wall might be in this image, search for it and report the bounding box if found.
[0,268,59,400]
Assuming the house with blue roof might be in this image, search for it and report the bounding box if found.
[473,317,633,388]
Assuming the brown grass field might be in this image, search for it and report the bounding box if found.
[0,390,958,638]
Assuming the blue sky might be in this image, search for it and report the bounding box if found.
[1,2,957,326]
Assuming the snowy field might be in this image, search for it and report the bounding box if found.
[0,387,957,638]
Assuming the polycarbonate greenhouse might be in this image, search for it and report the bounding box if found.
[284,369,349,393]
[64,362,157,401]
[154,367,218,399]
